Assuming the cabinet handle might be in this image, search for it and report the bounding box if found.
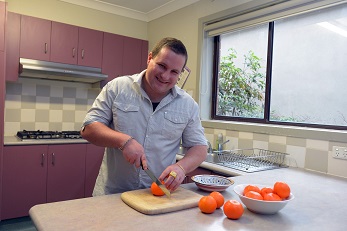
[52,153,55,165]
[44,43,48,54]
[41,153,45,166]
[72,48,76,58]
[81,49,85,59]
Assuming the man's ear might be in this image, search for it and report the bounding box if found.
[147,52,153,65]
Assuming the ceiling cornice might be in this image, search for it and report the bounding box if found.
[59,0,200,22]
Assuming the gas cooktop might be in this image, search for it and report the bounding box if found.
[17,130,82,140]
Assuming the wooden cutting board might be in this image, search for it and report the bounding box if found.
[121,187,202,215]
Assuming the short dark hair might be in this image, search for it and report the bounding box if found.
[151,37,188,70]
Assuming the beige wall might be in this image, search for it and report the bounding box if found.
[5,0,147,40]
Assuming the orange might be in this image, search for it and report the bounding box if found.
[263,192,282,201]
[209,191,224,208]
[243,185,261,195]
[223,200,244,220]
[244,191,263,200]
[198,196,217,214]
[260,187,273,198]
[273,181,291,199]
[150,182,165,196]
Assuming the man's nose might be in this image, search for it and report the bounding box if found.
[161,70,171,80]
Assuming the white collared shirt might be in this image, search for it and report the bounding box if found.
[83,70,206,195]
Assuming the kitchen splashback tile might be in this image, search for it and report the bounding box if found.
[5,94,22,108]
[63,86,77,98]
[63,111,75,122]
[287,136,307,147]
[269,135,287,144]
[36,96,50,109]
[49,110,63,122]
[21,96,36,109]
[21,109,35,122]
[6,82,23,95]
[49,122,63,131]
[36,84,51,97]
[5,109,21,122]
[305,149,328,173]
[253,133,269,142]
[35,109,49,122]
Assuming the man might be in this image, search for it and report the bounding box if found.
[81,37,207,195]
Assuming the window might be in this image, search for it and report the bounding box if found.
[211,2,347,130]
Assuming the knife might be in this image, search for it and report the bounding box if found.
[141,160,171,198]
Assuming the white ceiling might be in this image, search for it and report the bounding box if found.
[59,0,200,22]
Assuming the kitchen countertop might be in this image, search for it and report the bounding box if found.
[29,167,347,231]
[4,135,89,145]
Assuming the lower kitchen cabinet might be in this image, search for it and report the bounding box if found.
[1,144,86,220]
[46,144,86,203]
[85,144,104,197]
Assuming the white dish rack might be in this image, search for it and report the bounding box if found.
[214,148,288,173]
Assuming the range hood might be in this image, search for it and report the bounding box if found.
[19,58,108,84]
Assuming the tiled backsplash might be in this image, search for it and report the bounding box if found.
[4,78,347,178]
[204,128,347,178]
[4,78,100,136]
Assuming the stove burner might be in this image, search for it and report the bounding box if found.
[17,130,82,140]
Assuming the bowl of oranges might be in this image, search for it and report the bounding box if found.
[233,182,294,214]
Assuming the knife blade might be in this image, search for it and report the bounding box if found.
[141,160,171,198]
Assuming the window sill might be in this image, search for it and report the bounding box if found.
[201,120,347,143]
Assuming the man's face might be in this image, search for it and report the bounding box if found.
[144,47,186,98]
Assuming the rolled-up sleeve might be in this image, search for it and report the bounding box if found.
[82,83,114,127]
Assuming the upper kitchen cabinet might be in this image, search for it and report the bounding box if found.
[78,27,103,68]
[20,15,51,61]
[101,32,124,84]
[5,12,20,82]
[50,21,78,65]
[0,1,5,51]
[123,37,148,75]
[51,23,103,68]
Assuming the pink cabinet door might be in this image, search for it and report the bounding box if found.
[6,12,20,82]
[46,144,86,203]
[20,15,51,61]
[85,144,104,197]
[123,37,143,75]
[78,27,103,68]
[0,1,5,51]
[101,32,124,84]
[50,21,78,65]
[1,145,48,220]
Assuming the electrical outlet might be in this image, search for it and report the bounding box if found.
[332,146,347,160]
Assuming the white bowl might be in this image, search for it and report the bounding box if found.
[233,184,294,214]
[191,175,234,192]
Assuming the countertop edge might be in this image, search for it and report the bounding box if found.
[4,136,89,145]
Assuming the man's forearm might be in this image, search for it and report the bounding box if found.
[81,122,131,148]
